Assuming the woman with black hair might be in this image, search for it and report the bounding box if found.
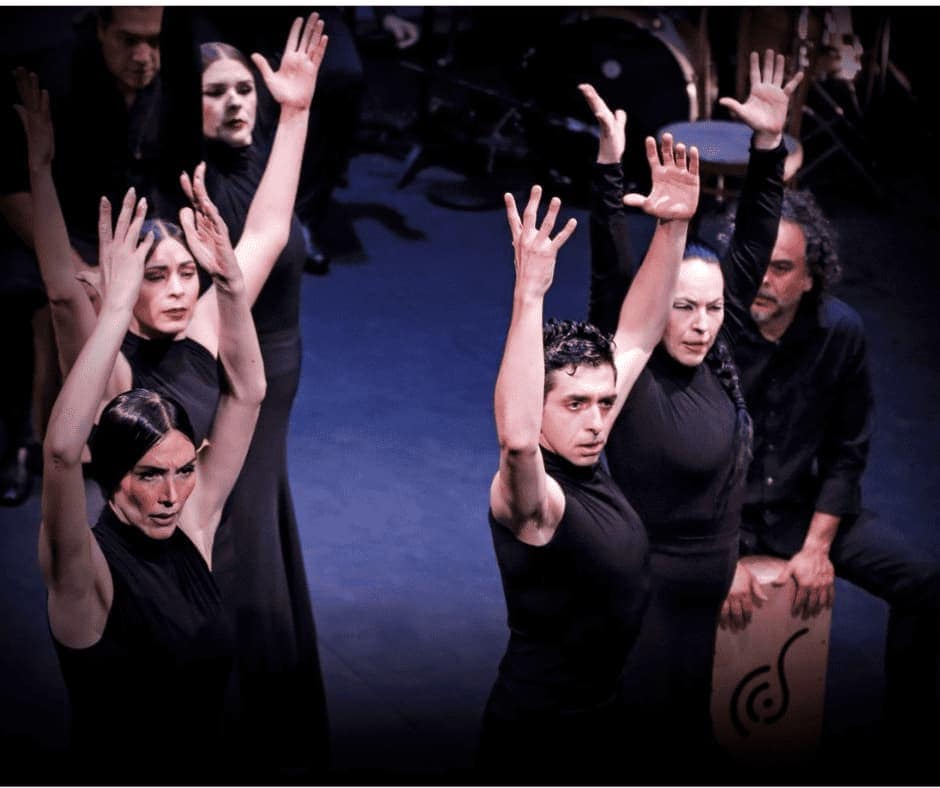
[17,15,331,777]
[40,178,265,783]
[582,50,803,771]
[196,29,331,774]
[480,129,699,779]
[14,13,326,448]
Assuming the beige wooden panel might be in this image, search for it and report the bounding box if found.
[711,555,832,767]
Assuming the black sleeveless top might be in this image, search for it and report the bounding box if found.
[121,331,221,447]
[488,448,649,715]
[52,506,233,775]
[204,138,307,340]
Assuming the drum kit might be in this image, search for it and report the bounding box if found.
[394,7,895,205]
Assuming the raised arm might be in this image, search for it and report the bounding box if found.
[580,83,635,336]
[198,13,327,318]
[41,194,152,648]
[14,67,98,376]
[177,175,266,558]
[187,14,328,347]
[608,133,699,420]
[490,186,577,546]
[718,49,804,343]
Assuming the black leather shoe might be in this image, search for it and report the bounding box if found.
[304,249,330,276]
[301,224,331,276]
[0,446,33,507]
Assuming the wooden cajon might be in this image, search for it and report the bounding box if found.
[711,555,832,767]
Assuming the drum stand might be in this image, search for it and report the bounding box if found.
[393,10,599,209]
[798,76,885,201]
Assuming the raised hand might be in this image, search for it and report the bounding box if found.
[578,83,626,165]
[179,162,243,291]
[251,13,328,113]
[624,134,699,222]
[13,67,54,170]
[382,13,420,49]
[718,49,804,146]
[504,185,577,299]
[87,188,152,311]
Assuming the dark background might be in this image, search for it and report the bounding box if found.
[1,6,939,785]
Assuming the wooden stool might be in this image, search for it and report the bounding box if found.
[710,555,832,767]
[658,120,803,203]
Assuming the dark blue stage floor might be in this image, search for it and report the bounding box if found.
[2,145,939,784]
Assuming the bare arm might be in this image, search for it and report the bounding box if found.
[609,134,700,420]
[177,177,266,560]
[490,186,577,546]
[0,192,33,248]
[41,194,152,648]
[188,13,328,348]
[14,68,99,377]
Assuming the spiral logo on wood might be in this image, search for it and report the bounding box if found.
[729,628,809,737]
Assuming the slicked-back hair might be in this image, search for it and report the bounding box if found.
[683,240,721,265]
[140,219,184,261]
[199,41,254,76]
[139,219,211,294]
[781,188,841,293]
[543,319,616,396]
[89,388,196,500]
[677,240,754,518]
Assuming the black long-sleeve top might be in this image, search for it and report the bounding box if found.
[737,292,874,543]
[588,141,786,544]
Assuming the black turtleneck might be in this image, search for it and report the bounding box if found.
[121,330,221,449]
[51,504,233,778]
[606,343,739,547]
[486,446,649,715]
[203,136,307,338]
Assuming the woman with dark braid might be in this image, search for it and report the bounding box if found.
[581,49,803,772]
[480,128,699,780]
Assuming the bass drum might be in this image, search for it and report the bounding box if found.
[520,13,701,198]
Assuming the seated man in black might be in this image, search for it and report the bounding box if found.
[3,6,200,258]
[0,6,200,501]
[720,188,940,780]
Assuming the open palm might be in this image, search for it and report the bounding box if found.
[624,134,699,222]
[719,50,804,137]
[179,163,240,284]
[251,13,328,112]
[13,67,54,168]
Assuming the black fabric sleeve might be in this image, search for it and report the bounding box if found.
[815,315,874,517]
[588,162,635,337]
[721,139,787,348]
[0,105,29,196]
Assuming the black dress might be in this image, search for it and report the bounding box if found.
[204,140,329,774]
[121,330,221,449]
[479,448,649,780]
[588,143,785,766]
[52,505,233,783]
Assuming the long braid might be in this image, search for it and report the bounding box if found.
[705,337,753,518]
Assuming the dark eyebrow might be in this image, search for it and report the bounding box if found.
[134,464,166,474]
[134,453,197,472]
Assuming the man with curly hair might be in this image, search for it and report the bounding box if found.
[721,188,940,770]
